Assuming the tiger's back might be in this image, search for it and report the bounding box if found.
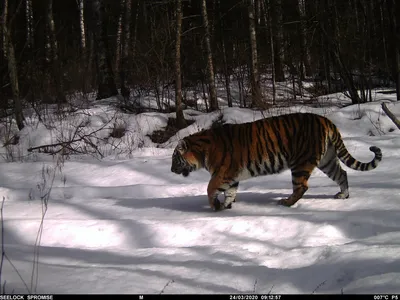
[171,112,382,210]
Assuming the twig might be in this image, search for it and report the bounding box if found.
[159,279,174,294]
[312,280,327,294]
[253,279,257,293]
[268,284,274,295]
[4,253,30,293]
[31,162,58,293]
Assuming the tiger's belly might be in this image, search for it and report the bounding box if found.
[234,160,288,181]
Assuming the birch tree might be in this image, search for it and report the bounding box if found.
[79,0,86,51]
[201,0,218,111]
[247,0,262,107]
[175,0,187,128]
[26,0,33,49]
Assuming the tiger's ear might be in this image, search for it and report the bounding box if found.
[177,139,188,152]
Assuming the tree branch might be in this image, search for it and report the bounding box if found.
[382,102,400,130]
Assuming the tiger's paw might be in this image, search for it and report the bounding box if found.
[334,192,349,199]
[225,203,232,209]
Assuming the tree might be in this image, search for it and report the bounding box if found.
[2,0,24,130]
[115,0,125,75]
[120,0,132,99]
[201,0,218,111]
[297,0,311,78]
[174,0,187,129]
[91,0,119,100]
[247,0,262,107]
[386,0,400,100]
[217,0,232,107]
[79,0,86,51]
[25,0,33,49]
[270,0,285,82]
[262,0,276,105]
[46,0,67,104]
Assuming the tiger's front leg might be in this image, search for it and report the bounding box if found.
[223,182,239,209]
[207,173,237,211]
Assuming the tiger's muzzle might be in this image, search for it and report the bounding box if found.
[171,152,193,177]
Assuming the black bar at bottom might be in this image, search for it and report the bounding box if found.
[4,294,398,300]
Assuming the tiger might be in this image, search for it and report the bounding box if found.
[171,112,382,211]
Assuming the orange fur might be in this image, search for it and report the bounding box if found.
[171,113,382,210]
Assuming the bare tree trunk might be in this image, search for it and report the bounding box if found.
[218,0,232,107]
[247,0,262,107]
[175,0,186,129]
[320,0,362,104]
[120,0,132,100]
[297,0,311,78]
[380,1,390,77]
[2,0,24,130]
[131,0,140,62]
[25,0,33,48]
[115,0,125,75]
[46,0,67,104]
[271,0,285,81]
[46,0,57,62]
[261,0,276,105]
[79,0,86,51]
[2,0,8,57]
[201,0,218,111]
[92,0,119,100]
[387,0,400,100]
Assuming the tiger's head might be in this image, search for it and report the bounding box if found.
[171,139,203,177]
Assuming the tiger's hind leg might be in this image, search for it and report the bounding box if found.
[318,148,349,199]
[278,164,316,207]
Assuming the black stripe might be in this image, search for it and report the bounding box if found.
[338,149,347,158]
[292,170,310,179]
[272,121,285,158]
[264,126,276,172]
[230,182,239,188]
[264,161,271,174]
[346,156,355,166]
[277,153,284,171]
[198,138,211,144]
[370,160,376,169]
[248,164,255,177]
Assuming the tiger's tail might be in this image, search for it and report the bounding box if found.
[330,127,382,171]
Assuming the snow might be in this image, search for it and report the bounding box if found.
[1,88,400,294]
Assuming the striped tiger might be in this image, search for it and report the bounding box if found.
[171,112,382,211]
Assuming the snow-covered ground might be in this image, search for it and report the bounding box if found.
[1,88,400,294]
